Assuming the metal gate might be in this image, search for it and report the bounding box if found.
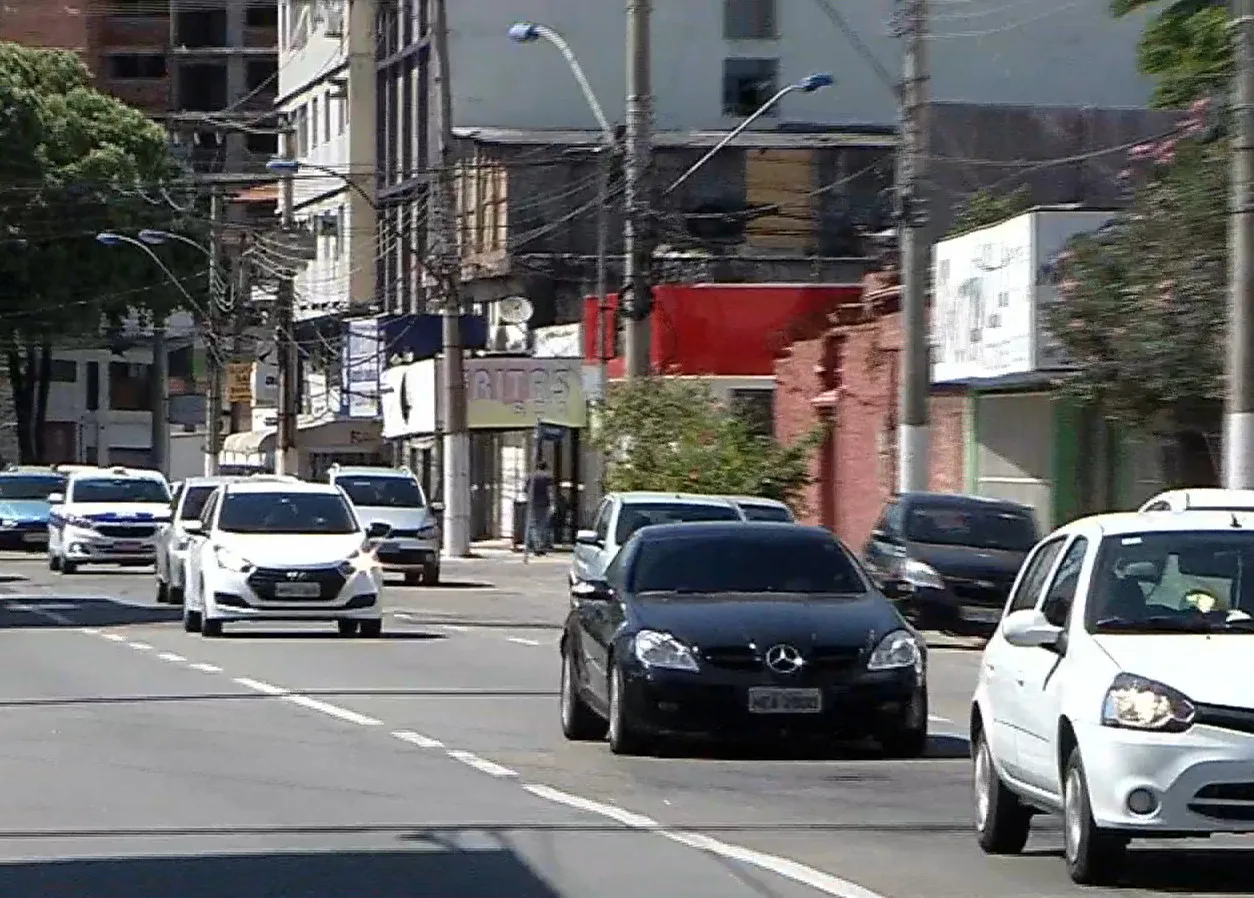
[975,392,1054,531]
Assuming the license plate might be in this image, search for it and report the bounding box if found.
[961,606,1003,623]
[747,687,822,714]
[115,541,144,552]
[396,539,424,550]
[273,581,322,598]
[22,532,46,543]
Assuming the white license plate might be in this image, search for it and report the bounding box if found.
[115,542,144,552]
[747,687,823,714]
[22,532,46,543]
[396,539,425,550]
[961,606,1003,623]
[273,581,322,598]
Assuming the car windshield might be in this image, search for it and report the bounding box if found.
[71,478,170,504]
[904,501,1037,552]
[336,475,426,508]
[614,502,741,544]
[740,503,794,522]
[631,534,866,595]
[0,475,64,500]
[179,486,216,520]
[1087,531,1254,634]
[218,492,359,534]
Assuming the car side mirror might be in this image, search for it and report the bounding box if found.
[430,501,444,514]
[182,519,204,534]
[575,528,602,547]
[880,579,910,600]
[1002,608,1064,651]
[366,521,392,540]
[571,579,614,602]
[47,493,63,505]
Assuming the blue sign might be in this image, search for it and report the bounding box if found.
[378,314,491,367]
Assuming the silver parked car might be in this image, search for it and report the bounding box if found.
[329,464,442,585]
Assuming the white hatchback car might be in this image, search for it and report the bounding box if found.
[971,510,1254,884]
[1138,488,1254,513]
[181,478,390,638]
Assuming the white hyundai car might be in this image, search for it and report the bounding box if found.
[181,478,391,638]
[971,509,1254,884]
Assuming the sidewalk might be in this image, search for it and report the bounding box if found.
[444,539,571,563]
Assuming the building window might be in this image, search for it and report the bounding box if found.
[324,94,332,142]
[722,57,779,117]
[246,131,278,155]
[724,0,776,40]
[246,4,278,28]
[48,359,77,383]
[108,362,153,413]
[310,96,320,147]
[110,0,164,16]
[246,59,276,92]
[296,104,309,155]
[85,362,99,412]
[107,54,167,79]
[335,94,346,133]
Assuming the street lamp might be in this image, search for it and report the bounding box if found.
[138,229,212,257]
[508,22,614,140]
[264,157,378,209]
[666,72,835,195]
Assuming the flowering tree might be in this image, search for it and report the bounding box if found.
[1045,99,1223,482]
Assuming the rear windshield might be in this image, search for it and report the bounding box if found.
[740,503,794,523]
[904,501,1037,552]
[631,535,865,595]
[615,502,741,544]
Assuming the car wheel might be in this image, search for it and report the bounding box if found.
[169,585,184,606]
[606,663,648,755]
[156,580,169,604]
[183,605,202,634]
[359,619,383,638]
[337,620,360,637]
[1063,746,1126,885]
[201,618,224,638]
[880,689,928,758]
[423,563,440,585]
[61,559,77,575]
[973,730,1032,854]
[560,643,607,741]
[403,572,422,586]
[48,553,60,572]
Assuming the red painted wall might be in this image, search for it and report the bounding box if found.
[583,283,861,377]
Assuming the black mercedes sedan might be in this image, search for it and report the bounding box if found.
[558,521,928,757]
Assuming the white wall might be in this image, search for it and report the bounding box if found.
[451,1,1154,131]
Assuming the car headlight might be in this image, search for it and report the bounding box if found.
[867,629,924,674]
[0,519,14,528]
[213,545,254,574]
[338,550,380,576]
[64,515,97,532]
[1101,672,1196,732]
[900,559,945,590]
[416,524,438,538]
[174,536,192,551]
[632,629,699,672]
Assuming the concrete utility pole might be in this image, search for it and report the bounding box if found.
[205,191,224,476]
[275,122,299,476]
[1227,0,1254,487]
[621,0,654,379]
[230,233,251,433]
[150,322,168,475]
[432,0,470,555]
[896,0,931,493]
[346,0,378,314]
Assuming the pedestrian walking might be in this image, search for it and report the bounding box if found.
[526,461,554,554]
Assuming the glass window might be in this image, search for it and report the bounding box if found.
[1041,537,1088,626]
[722,58,780,117]
[218,491,359,534]
[179,485,217,520]
[108,361,153,412]
[1086,531,1254,632]
[593,500,612,540]
[614,502,742,545]
[200,491,220,526]
[1007,537,1066,613]
[630,533,865,595]
[70,477,170,504]
[904,500,1038,552]
[740,503,793,522]
[335,475,426,508]
[0,475,64,500]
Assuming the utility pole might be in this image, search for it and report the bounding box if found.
[621,0,654,379]
[230,233,251,434]
[205,191,224,476]
[150,322,168,475]
[1227,0,1254,487]
[432,0,469,555]
[896,0,931,493]
[275,121,298,476]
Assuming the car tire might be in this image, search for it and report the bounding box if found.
[359,619,383,638]
[201,618,224,638]
[403,572,422,586]
[337,620,360,637]
[48,553,60,572]
[183,606,202,634]
[423,563,440,585]
[560,643,607,741]
[61,559,77,575]
[881,689,928,758]
[156,580,169,604]
[606,663,649,756]
[169,585,184,606]
[973,730,1032,854]
[1063,746,1126,885]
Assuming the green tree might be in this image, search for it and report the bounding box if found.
[946,186,1033,237]
[1046,137,1225,483]
[1112,0,1231,108]
[0,43,201,462]
[593,377,825,511]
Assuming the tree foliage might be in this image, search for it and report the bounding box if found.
[946,186,1033,237]
[593,378,825,510]
[0,43,202,461]
[1112,0,1231,108]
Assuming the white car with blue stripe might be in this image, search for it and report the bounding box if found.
[48,466,172,574]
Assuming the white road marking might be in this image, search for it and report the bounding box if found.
[187,662,222,673]
[928,715,951,724]
[157,652,186,662]
[285,694,382,726]
[438,623,469,633]
[128,642,153,651]
[524,784,889,898]
[79,627,100,635]
[11,605,75,625]
[233,677,286,695]
[102,633,127,642]
[391,730,444,749]
[8,602,79,612]
[507,637,541,646]
[446,750,517,778]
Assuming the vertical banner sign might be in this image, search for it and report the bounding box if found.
[342,317,382,418]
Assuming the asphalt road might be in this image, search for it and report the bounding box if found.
[2,549,1253,897]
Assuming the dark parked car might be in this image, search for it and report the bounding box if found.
[559,521,928,757]
[862,492,1038,631]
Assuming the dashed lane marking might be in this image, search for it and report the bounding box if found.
[128,642,153,651]
[157,652,186,662]
[507,637,541,646]
[446,750,517,778]
[187,662,222,673]
[391,730,444,749]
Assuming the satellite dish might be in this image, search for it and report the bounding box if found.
[497,295,534,325]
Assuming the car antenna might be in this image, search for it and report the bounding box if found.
[1232,512,1243,529]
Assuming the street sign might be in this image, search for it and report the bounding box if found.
[226,362,252,403]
